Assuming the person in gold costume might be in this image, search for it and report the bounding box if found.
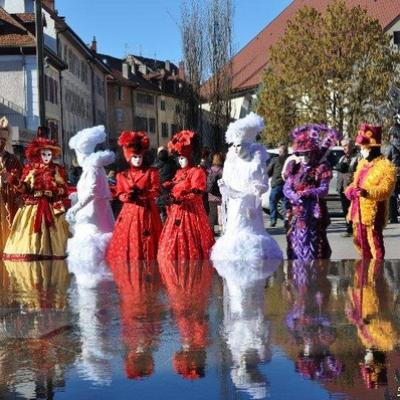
[2,136,69,261]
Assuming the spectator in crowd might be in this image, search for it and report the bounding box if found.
[67,158,82,186]
[206,152,224,235]
[387,132,400,223]
[334,138,358,236]
[107,170,117,186]
[154,146,177,222]
[267,142,289,227]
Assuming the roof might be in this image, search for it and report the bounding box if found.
[0,7,35,47]
[100,53,184,96]
[133,55,178,74]
[228,0,400,93]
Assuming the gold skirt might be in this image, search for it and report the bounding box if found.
[3,204,69,261]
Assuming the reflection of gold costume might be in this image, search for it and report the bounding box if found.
[1,260,70,310]
[347,260,397,352]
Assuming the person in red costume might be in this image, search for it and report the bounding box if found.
[2,136,69,260]
[157,130,215,261]
[159,259,213,380]
[106,131,162,263]
[110,259,164,380]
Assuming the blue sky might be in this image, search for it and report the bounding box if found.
[56,0,292,64]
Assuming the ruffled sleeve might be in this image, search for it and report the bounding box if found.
[173,167,206,201]
[364,159,396,202]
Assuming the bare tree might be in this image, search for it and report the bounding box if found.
[205,0,233,151]
[179,0,205,133]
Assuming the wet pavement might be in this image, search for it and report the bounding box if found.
[0,258,399,400]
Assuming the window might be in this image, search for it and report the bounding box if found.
[81,61,88,84]
[115,109,124,122]
[160,100,166,111]
[96,75,104,96]
[134,116,148,131]
[115,86,123,101]
[161,122,168,138]
[149,118,156,133]
[175,103,181,114]
[136,92,154,105]
[171,124,178,136]
[45,75,58,105]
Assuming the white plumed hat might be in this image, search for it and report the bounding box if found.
[225,112,265,145]
[69,125,106,155]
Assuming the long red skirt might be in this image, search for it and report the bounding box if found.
[157,197,215,261]
[107,202,162,264]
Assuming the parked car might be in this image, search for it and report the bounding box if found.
[262,146,345,217]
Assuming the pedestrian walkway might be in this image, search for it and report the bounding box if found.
[266,217,400,259]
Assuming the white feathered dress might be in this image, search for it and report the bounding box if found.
[211,144,282,262]
[67,150,115,285]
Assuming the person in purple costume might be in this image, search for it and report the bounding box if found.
[284,125,342,260]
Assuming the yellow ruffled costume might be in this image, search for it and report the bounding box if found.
[346,156,396,227]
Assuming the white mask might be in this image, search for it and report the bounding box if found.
[360,148,370,159]
[40,149,53,164]
[298,155,310,165]
[232,142,249,159]
[131,154,143,167]
[178,156,188,169]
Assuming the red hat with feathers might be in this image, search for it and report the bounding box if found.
[355,124,382,147]
[172,349,205,380]
[124,351,154,380]
[168,130,196,158]
[118,131,150,161]
[25,137,61,162]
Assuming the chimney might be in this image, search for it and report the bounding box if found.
[122,62,131,79]
[43,0,55,11]
[178,61,185,80]
[90,36,97,53]
[165,60,171,72]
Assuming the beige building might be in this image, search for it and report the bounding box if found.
[101,53,184,154]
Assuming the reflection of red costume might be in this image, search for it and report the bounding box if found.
[110,260,163,379]
[160,259,213,379]
[158,131,214,260]
[107,132,162,263]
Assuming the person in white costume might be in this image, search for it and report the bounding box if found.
[211,112,282,262]
[214,259,279,399]
[66,125,115,286]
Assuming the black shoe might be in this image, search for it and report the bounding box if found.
[390,219,399,224]
[270,221,277,227]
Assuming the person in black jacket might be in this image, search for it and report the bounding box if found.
[154,147,178,222]
[334,138,358,236]
[267,142,289,227]
[387,131,400,223]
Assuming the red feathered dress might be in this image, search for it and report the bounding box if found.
[106,166,162,263]
[157,166,215,261]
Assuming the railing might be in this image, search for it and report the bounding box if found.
[0,94,26,116]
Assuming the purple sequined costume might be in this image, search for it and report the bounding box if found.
[284,162,332,260]
[283,124,341,261]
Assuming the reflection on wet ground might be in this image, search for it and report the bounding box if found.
[0,259,399,399]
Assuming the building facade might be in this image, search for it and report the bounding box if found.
[101,53,184,153]
[0,0,110,164]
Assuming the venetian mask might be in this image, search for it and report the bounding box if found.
[131,154,143,167]
[40,149,53,164]
[232,142,250,159]
[178,156,188,169]
[360,147,370,159]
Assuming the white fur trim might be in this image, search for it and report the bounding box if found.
[69,125,106,155]
[225,112,265,145]
[82,150,115,168]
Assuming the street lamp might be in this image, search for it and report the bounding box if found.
[34,0,46,133]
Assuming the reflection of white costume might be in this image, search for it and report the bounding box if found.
[214,259,279,400]
[71,284,113,386]
[211,113,282,261]
[66,126,115,287]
